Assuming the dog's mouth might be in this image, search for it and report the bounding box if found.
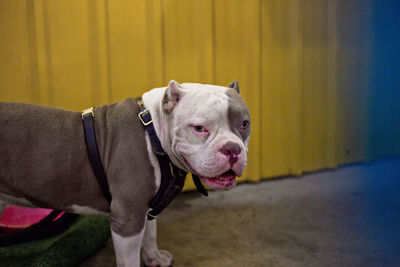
[182,156,237,190]
[199,169,237,190]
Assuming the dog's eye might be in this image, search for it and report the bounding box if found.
[193,125,206,132]
[241,120,250,129]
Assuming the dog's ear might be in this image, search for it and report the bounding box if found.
[227,80,240,93]
[163,80,183,114]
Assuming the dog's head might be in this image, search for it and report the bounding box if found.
[161,80,251,190]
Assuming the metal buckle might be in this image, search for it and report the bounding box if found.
[153,149,166,156]
[137,97,144,107]
[147,211,157,220]
[82,107,94,119]
[138,109,152,126]
[169,162,175,177]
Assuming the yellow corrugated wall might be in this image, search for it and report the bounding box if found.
[1,0,399,190]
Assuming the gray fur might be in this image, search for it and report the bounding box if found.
[0,98,156,236]
[228,80,240,93]
[226,88,251,141]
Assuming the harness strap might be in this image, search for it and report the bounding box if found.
[81,98,207,221]
[192,174,209,197]
[137,97,188,220]
[82,108,112,204]
[137,97,208,198]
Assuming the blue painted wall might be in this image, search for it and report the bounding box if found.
[369,0,400,159]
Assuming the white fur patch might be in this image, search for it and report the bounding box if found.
[112,229,145,267]
[141,219,157,251]
[145,133,161,191]
[141,219,173,267]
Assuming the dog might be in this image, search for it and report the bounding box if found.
[0,80,251,266]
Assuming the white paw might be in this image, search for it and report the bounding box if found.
[143,249,173,267]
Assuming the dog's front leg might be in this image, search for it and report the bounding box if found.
[141,219,173,267]
[111,226,145,267]
[110,205,147,267]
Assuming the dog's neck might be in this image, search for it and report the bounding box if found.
[141,87,187,172]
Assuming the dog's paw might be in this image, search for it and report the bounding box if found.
[143,249,173,267]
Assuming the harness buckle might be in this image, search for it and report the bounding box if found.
[147,211,158,220]
[82,107,94,119]
[138,109,153,126]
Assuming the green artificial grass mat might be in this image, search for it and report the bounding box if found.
[0,215,110,267]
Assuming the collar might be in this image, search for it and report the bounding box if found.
[136,97,208,220]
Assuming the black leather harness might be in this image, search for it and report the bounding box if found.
[82,108,112,204]
[82,98,208,221]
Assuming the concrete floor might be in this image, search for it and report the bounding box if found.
[81,158,400,267]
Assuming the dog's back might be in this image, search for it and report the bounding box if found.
[0,102,108,212]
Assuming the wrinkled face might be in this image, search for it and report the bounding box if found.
[167,83,251,190]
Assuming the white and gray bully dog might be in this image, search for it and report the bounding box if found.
[0,80,251,266]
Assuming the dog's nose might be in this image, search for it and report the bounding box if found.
[220,142,241,165]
